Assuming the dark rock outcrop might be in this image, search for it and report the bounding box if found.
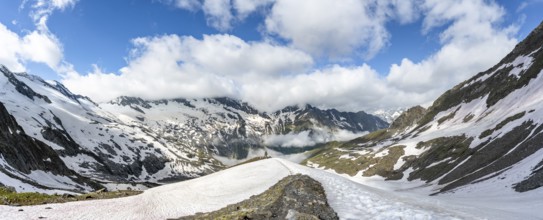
[0,66,51,103]
[175,174,338,220]
[390,106,426,130]
[0,102,101,191]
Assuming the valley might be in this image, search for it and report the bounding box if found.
[0,1,542,219]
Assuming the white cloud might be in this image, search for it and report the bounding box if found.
[62,34,313,103]
[263,131,317,147]
[264,0,388,59]
[166,0,274,30]
[61,0,518,114]
[165,0,419,59]
[61,33,428,112]
[387,0,518,94]
[29,0,78,31]
[263,129,368,147]
[0,24,26,72]
[171,0,201,11]
[20,31,63,69]
[0,0,78,76]
[0,23,63,72]
[202,0,234,31]
[233,0,274,19]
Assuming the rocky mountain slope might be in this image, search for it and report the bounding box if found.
[305,20,543,195]
[0,65,387,192]
[101,96,387,160]
[0,66,224,192]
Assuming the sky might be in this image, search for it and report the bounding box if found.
[0,0,542,113]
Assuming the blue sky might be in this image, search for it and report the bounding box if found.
[0,0,542,112]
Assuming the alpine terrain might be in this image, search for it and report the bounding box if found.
[304,20,543,216]
[0,65,387,193]
[0,1,542,219]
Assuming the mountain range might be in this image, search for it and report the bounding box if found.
[0,67,387,192]
[0,15,543,220]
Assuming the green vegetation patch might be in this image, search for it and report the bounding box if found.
[304,143,406,180]
[347,129,393,148]
[437,107,460,125]
[408,136,473,182]
[363,146,406,180]
[463,113,475,123]
[0,187,141,206]
[479,111,526,139]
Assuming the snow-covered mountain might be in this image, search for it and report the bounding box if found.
[306,21,543,195]
[0,66,387,192]
[372,108,406,123]
[101,96,388,159]
[0,66,225,193]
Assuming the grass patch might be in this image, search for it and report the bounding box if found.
[408,136,473,182]
[304,143,406,179]
[437,107,460,125]
[479,111,526,139]
[0,187,141,206]
[463,114,475,123]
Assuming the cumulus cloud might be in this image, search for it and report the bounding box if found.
[61,0,518,113]
[387,0,518,93]
[0,0,79,75]
[62,34,313,102]
[233,0,275,19]
[165,0,274,30]
[61,33,428,111]
[265,0,389,59]
[0,23,63,72]
[165,0,419,59]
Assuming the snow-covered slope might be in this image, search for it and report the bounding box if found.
[0,66,221,192]
[305,21,543,196]
[2,158,528,220]
[101,96,388,159]
[0,64,387,192]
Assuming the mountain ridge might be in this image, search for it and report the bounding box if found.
[0,66,388,192]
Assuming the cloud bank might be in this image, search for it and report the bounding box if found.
[263,129,368,148]
[1,0,519,113]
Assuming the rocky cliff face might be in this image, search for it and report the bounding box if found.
[0,102,101,192]
[305,20,543,194]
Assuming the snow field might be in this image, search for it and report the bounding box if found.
[0,158,495,220]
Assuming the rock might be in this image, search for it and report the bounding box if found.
[62,194,75,198]
[174,174,338,220]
